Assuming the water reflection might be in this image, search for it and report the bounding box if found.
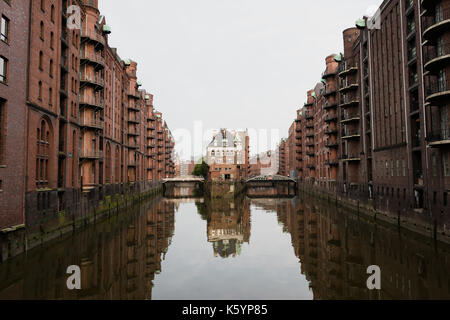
[0,198,175,300]
[257,196,450,300]
[196,197,251,258]
[0,195,449,300]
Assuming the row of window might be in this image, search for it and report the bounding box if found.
[377,159,407,178]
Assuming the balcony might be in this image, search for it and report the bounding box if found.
[339,82,359,93]
[80,118,103,130]
[322,68,337,79]
[127,127,140,136]
[81,30,105,48]
[426,79,450,104]
[127,115,140,124]
[79,95,104,109]
[423,8,450,41]
[80,51,105,69]
[305,111,314,120]
[421,0,441,11]
[342,130,361,140]
[428,127,450,147]
[80,74,104,89]
[306,131,314,138]
[341,112,361,123]
[338,58,358,77]
[128,89,141,99]
[341,154,361,162]
[424,44,450,73]
[339,97,359,108]
[324,101,338,109]
[79,150,103,159]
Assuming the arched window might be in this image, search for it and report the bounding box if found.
[36,118,51,187]
[49,59,53,77]
[48,87,52,106]
[50,5,55,22]
[40,21,44,40]
[38,81,42,100]
[39,51,43,70]
[40,0,45,12]
[50,32,54,49]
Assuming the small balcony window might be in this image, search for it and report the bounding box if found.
[1,15,9,43]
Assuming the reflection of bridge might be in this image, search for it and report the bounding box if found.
[246,175,297,198]
[162,176,205,198]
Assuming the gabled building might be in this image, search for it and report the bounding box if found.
[206,129,250,181]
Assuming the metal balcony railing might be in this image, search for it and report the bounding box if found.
[423,8,450,31]
[427,78,450,96]
[80,51,105,66]
[79,150,103,159]
[338,58,358,74]
[80,74,104,87]
[342,129,361,137]
[81,30,105,46]
[79,95,104,108]
[80,118,103,129]
[428,127,450,142]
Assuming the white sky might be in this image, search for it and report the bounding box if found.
[99,0,383,160]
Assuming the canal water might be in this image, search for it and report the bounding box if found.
[0,195,449,300]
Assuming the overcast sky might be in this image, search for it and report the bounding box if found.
[99,0,382,160]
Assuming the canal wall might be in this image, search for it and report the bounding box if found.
[0,181,164,263]
[298,181,450,245]
[204,181,246,199]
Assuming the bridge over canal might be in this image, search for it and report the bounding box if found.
[162,176,205,198]
[245,175,297,198]
[163,175,297,198]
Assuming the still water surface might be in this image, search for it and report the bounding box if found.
[0,196,449,299]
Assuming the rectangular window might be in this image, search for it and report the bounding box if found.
[0,56,7,84]
[1,15,9,43]
[396,160,400,177]
[443,152,450,177]
[432,154,437,176]
[391,160,394,177]
[385,161,389,177]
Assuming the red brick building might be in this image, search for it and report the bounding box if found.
[206,129,250,181]
[283,0,450,240]
[0,0,31,231]
[0,0,175,257]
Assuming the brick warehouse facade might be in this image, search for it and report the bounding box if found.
[0,0,175,260]
[277,0,450,241]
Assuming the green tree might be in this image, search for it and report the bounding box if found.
[192,159,209,179]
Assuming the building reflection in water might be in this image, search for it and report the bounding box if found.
[0,195,449,299]
[252,196,450,300]
[197,196,251,258]
[0,198,175,300]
